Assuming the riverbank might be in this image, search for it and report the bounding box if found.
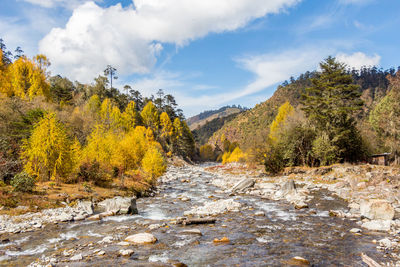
[206,162,400,263]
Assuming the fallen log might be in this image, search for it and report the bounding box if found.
[361,253,382,267]
[177,217,216,225]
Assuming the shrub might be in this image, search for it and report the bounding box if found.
[312,133,338,166]
[77,161,108,186]
[199,144,215,161]
[11,172,35,192]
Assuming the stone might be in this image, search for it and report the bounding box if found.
[361,220,391,231]
[148,224,161,230]
[125,233,157,244]
[87,214,101,221]
[180,229,202,235]
[255,211,265,216]
[97,250,105,256]
[184,199,241,217]
[230,178,255,193]
[97,196,138,215]
[58,212,73,222]
[289,256,310,265]
[70,254,83,261]
[75,200,94,215]
[294,202,309,210]
[213,237,230,243]
[350,228,362,233]
[360,199,395,220]
[119,249,134,257]
[99,236,114,244]
[117,241,130,246]
[379,238,392,248]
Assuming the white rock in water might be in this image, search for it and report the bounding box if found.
[119,249,134,257]
[99,236,114,244]
[184,199,242,217]
[350,228,362,233]
[360,199,395,220]
[117,241,130,246]
[180,229,202,235]
[379,238,392,248]
[255,211,265,216]
[97,250,105,256]
[70,254,83,261]
[362,220,391,231]
[125,233,157,244]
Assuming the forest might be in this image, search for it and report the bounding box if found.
[0,40,195,199]
[200,57,400,173]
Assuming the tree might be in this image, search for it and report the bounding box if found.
[122,101,138,131]
[33,54,50,75]
[302,56,363,163]
[104,65,117,89]
[141,146,166,184]
[369,71,400,164]
[141,101,159,131]
[14,47,24,60]
[49,75,75,103]
[269,101,294,142]
[21,113,75,182]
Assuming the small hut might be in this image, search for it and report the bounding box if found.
[370,153,391,166]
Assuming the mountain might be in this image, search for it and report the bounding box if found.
[208,67,396,150]
[187,105,247,131]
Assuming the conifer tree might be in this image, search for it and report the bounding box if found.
[302,56,363,163]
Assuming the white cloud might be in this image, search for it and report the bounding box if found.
[336,52,381,69]
[39,0,301,82]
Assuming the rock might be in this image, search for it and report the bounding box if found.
[350,228,362,233]
[180,229,202,235]
[184,199,241,217]
[379,238,392,248]
[97,250,105,256]
[289,256,310,266]
[70,254,83,261]
[87,214,101,221]
[361,220,391,231]
[148,224,161,230]
[230,178,255,193]
[329,210,346,218]
[97,196,138,215]
[255,211,265,216]
[213,237,230,243]
[119,249,134,257]
[75,200,94,215]
[294,202,309,210]
[360,199,395,220]
[99,236,114,244]
[57,212,73,222]
[117,241,130,246]
[125,233,157,244]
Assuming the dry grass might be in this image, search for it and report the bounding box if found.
[0,177,149,216]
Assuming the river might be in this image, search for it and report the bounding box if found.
[0,164,390,266]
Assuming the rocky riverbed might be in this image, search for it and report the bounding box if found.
[0,163,398,266]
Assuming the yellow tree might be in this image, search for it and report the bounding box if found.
[160,112,173,138]
[33,54,51,75]
[21,112,74,182]
[121,101,137,131]
[0,49,12,97]
[10,56,50,99]
[141,146,166,184]
[269,101,294,142]
[141,101,159,131]
[100,98,121,130]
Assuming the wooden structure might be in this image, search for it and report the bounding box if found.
[370,153,391,166]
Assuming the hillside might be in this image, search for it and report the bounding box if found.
[192,111,241,145]
[208,67,396,150]
[187,105,246,130]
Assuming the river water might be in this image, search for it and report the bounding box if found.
[0,165,391,266]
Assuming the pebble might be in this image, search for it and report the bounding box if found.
[350,228,362,233]
[117,241,130,246]
[180,229,202,235]
[213,237,230,243]
[125,233,157,244]
[97,250,105,256]
[255,211,265,216]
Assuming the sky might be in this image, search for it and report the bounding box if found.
[1,0,399,116]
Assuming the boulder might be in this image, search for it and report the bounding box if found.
[360,199,395,220]
[97,196,138,215]
[125,233,157,244]
[70,254,83,261]
[75,200,94,215]
[230,178,255,193]
[183,199,241,217]
[361,220,391,231]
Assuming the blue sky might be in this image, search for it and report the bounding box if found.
[1,0,399,116]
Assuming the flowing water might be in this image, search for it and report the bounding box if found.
[0,165,391,266]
